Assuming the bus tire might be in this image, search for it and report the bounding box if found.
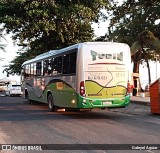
[25,90,32,104]
[47,94,57,112]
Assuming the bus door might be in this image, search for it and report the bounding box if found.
[32,61,45,101]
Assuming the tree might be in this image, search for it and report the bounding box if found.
[107,0,160,42]
[105,0,160,83]
[0,0,110,75]
[131,30,160,84]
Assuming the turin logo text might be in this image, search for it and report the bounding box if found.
[90,50,123,61]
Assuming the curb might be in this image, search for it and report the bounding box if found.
[130,100,150,106]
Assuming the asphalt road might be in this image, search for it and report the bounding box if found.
[0,93,160,153]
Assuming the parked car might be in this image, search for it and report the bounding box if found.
[5,84,22,96]
[0,83,6,92]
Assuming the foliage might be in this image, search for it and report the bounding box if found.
[0,29,7,57]
[106,0,160,64]
[131,30,160,57]
[131,30,160,83]
[0,0,110,75]
[106,0,160,53]
[107,0,160,44]
[3,49,36,75]
[104,0,160,84]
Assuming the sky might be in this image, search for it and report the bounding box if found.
[0,34,21,82]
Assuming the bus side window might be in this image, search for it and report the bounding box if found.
[43,59,49,76]
[21,66,25,81]
[52,57,57,75]
[33,63,36,76]
[30,63,34,77]
[70,51,77,74]
[63,54,70,74]
[36,62,42,76]
[24,65,27,78]
[25,64,30,77]
[57,56,62,75]
[52,56,62,75]
[48,59,52,75]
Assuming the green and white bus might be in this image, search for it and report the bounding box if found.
[21,42,132,111]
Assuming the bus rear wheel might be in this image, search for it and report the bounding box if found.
[25,90,32,104]
[47,94,57,112]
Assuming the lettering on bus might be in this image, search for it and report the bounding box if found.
[88,73,126,81]
[116,72,126,78]
[90,50,123,61]
[88,75,108,81]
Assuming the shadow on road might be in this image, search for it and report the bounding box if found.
[0,94,132,122]
[0,93,159,124]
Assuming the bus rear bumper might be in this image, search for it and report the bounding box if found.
[78,95,130,109]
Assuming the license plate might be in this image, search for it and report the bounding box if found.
[103,101,112,105]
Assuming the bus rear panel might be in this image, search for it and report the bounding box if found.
[77,42,131,109]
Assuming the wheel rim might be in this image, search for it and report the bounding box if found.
[48,95,52,109]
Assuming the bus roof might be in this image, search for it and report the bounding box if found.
[22,43,81,66]
[22,42,129,66]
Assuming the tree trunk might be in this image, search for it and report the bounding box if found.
[133,62,140,73]
[131,49,142,96]
[141,47,151,84]
[146,60,151,84]
[132,62,140,96]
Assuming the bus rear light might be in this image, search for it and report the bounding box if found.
[80,81,86,97]
[71,99,76,104]
[83,99,86,103]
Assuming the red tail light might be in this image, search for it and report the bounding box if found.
[80,81,86,97]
